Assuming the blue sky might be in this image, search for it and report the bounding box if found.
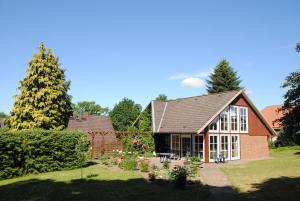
[0,0,299,114]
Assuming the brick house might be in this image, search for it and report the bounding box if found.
[145,90,275,162]
[261,104,284,141]
[68,113,116,142]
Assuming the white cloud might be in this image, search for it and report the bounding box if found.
[181,77,206,88]
[169,70,211,80]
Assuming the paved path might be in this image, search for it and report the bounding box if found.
[200,163,237,201]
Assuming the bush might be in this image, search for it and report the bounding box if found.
[171,165,189,189]
[0,129,88,179]
[119,156,137,171]
[163,160,170,169]
[139,160,149,172]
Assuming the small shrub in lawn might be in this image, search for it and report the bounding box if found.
[163,161,170,169]
[151,164,158,171]
[139,160,149,172]
[148,171,157,181]
[119,157,137,171]
[171,165,189,189]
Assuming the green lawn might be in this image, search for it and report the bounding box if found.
[222,146,300,201]
[0,162,203,201]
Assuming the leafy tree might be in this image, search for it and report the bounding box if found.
[206,60,242,94]
[277,71,300,145]
[6,43,72,130]
[109,98,141,131]
[155,94,168,101]
[124,108,154,154]
[0,112,7,118]
[72,101,109,115]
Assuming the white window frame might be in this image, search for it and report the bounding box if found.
[231,134,240,160]
[230,105,239,133]
[193,134,205,162]
[209,117,219,132]
[170,134,180,157]
[220,134,231,160]
[240,107,249,133]
[180,135,191,158]
[209,134,219,162]
[220,107,229,133]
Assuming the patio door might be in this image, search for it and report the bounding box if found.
[209,135,219,162]
[193,135,204,161]
[220,135,230,160]
[181,135,191,158]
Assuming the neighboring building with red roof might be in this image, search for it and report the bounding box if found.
[261,104,285,142]
[261,104,284,133]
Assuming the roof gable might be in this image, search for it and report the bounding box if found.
[152,90,242,133]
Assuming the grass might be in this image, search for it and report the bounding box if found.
[221,146,300,201]
[0,162,204,201]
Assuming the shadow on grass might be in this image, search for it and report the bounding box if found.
[294,151,300,155]
[0,177,206,201]
[205,177,300,201]
[1,176,299,201]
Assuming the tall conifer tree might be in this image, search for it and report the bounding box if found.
[206,60,242,94]
[6,43,72,130]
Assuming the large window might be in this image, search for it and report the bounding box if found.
[231,135,240,159]
[209,117,219,131]
[220,108,229,132]
[209,135,218,161]
[171,135,180,157]
[230,106,238,132]
[240,107,248,132]
[194,135,204,160]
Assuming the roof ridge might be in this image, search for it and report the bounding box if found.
[154,89,243,103]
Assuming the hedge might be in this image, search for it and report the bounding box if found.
[0,129,88,179]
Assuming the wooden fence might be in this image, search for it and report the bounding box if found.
[87,131,149,159]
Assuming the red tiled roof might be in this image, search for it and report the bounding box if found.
[261,104,283,129]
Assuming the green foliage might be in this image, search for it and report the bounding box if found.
[0,112,7,118]
[206,60,242,94]
[109,98,141,131]
[0,130,88,179]
[72,101,109,115]
[119,156,137,171]
[277,61,300,145]
[155,94,168,101]
[171,165,189,189]
[6,43,72,130]
[139,160,149,172]
[122,108,154,154]
[163,160,170,169]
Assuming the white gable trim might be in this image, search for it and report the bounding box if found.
[151,101,156,132]
[157,102,168,133]
[197,90,244,134]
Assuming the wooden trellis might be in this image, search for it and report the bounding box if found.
[87,131,150,159]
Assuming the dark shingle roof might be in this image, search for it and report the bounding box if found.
[152,90,242,133]
[67,113,114,132]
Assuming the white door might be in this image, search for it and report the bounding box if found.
[220,135,230,160]
[231,135,240,160]
[209,135,219,162]
[193,135,204,161]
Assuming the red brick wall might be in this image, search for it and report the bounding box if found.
[233,95,272,137]
[240,134,269,159]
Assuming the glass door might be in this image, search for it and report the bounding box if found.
[220,135,230,160]
[193,135,204,161]
[209,135,219,162]
[231,135,240,160]
[181,135,191,158]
